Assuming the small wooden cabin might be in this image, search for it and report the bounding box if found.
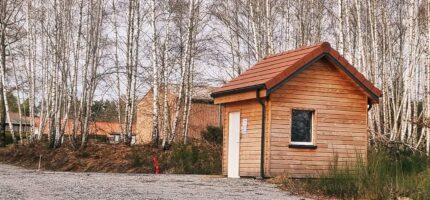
[135,85,222,144]
[211,42,382,178]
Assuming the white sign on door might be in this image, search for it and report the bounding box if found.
[241,118,248,134]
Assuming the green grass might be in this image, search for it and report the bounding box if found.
[283,149,430,199]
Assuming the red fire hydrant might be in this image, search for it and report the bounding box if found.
[152,154,159,174]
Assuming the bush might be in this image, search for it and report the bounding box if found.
[201,125,222,145]
[128,147,154,170]
[5,132,28,145]
[169,141,221,174]
[88,135,108,144]
[77,151,90,158]
[283,148,430,199]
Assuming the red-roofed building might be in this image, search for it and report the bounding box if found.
[211,42,381,178]
[34,118,134,144]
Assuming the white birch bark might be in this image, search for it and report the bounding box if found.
[0,59,15,144]
[337,0,344,55]
[425,0,430,155]
[169,0,195,144]
[161,14,172,148]
[151,0,160,144]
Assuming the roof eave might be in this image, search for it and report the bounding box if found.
[323,53,381,103]
[210,84,266,98]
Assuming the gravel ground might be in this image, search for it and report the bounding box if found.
[0,164,308,200]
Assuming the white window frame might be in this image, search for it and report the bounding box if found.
[290,108,315,145]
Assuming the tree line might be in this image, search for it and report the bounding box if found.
[0,0,429,153]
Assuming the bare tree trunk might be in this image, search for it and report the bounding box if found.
[123,0,139,146]
[112,0,123,140]
[249,1,261,60]
[26,0,36,143]
[161,13,172,148]
[151,0,160,145]
[338,0,344,55]
[130,0,141,145]
[169,0,196,144]
[265,0,272,55]
[0,0,20,147]
[70,0,84,149]
[11,55,23,144]
[80,0,104,149]
[0,52,16,144]
[425,0,430,155]
[183,57,195,144]
[0,10,6,147]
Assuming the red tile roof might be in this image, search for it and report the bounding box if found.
[211,42,381,102]
[34,117,132,136]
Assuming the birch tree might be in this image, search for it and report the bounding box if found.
[169,0,196,145]
[151,0,160,145]
[123,0,140,146]
[0,0,24,146]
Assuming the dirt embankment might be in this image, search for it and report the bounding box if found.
[0,141,222,174]
[0,142,161,173]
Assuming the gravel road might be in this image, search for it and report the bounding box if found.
[0,164,307,200]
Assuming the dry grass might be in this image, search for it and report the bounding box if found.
[0,142,154,173]
[271,149,430,200]
[0,140,222,174]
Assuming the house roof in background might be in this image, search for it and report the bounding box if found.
[190,85,217,101]
[34,117,130,136]
[211,42,382,103]
[90,122,123,135]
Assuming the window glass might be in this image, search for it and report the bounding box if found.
[291,110,313,143]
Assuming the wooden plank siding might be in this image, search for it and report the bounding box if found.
[267,59,368,177]
[222,100,270,177]
[214,90,267,104]
[136,90,221,144]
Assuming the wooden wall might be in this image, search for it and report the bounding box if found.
[135,92,154,144]
[268,59,368,177]
[135,90,221,144]
[222,100,269,177]
[187,102,221,139]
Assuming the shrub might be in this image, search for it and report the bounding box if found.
[201,125,223,145]
[88,135,108,144]
[283,148,430,199]
[169,141,221,174]
[5,132,28,145]
[318,156,359,199]
[128,147,154,169]
[415,169,430,199]
[77,151,90,158]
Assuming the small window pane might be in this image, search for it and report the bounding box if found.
[291,110,312,142]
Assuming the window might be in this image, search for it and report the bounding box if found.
[291,109,314,145]
[114,135,120,142]
[131,136,136,145]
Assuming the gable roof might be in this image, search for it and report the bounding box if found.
[211,42,381,103]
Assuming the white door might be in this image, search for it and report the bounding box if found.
[228,112,240,178]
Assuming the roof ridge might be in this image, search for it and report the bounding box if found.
[263,42,329,60]
[211,42,381,103]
